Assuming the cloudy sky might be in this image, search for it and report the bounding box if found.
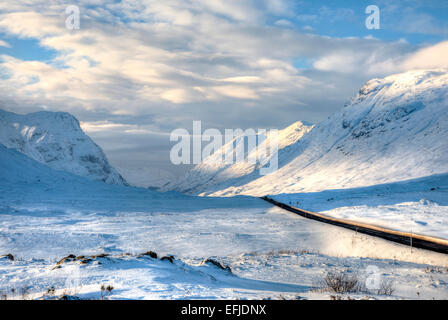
[0,0,447,180]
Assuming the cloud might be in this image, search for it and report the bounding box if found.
[402,41,448,70]
[1,1,325,115]
[0,39,10,47]
[312,39,412,76]
[0,2,438,115]
[312,39,448,76]
[0,11,63,38]
[160,88,198,104]
[0,0,446,175]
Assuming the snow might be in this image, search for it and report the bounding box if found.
[272,173,448,240]
[2,249,448,300]
[163,120,313,194]
[168,70,448,197]
[1,201,448,299]
[0,109,126,185]
[1,70,448,299]
[1,143,448,299]
[154,69,448,253]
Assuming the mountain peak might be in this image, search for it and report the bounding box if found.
[167,69,448,196]
[0,109,127,185]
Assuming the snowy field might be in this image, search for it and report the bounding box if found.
[1,145,447,299]
[1,197,448,300]
[272,173,448,240]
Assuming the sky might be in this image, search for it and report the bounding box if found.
[0,0,447,181]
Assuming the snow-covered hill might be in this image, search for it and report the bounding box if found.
[0,109,126,185]
[163,120,313,194]
[169,69,448,196]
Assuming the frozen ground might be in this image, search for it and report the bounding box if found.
[1,144,447,299]
[1,202,448,300]
[272,173,448,240]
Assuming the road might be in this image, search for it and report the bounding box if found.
[262,196,448,255]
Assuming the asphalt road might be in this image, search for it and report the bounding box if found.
[261,196,448,255]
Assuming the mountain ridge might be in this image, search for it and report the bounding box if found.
[162,120,314,194]
[166,69,448,196]
[0,109,127,185]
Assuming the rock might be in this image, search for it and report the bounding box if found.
[139,251,158,259]
[201,258,232,273]
[0,254,14,261]
[161,256,175,263]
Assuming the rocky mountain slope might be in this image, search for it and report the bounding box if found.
[163,120,313,194]
[0,109,126,185]
[168,69,448,196]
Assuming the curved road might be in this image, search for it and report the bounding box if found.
[262,196,448,255]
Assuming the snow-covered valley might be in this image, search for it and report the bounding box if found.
[1,140,448,299]
[1,180,448,300]
[1,69,448,300]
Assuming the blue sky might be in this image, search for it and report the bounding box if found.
[0,0,447,175]
[266,0,447,43]
[0,34,56,61]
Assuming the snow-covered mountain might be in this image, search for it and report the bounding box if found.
[168,69,448,196]
[0,109,126,185]
[163,120,313,194]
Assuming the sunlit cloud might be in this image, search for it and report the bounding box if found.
[402,41,448,70]
[0,0,447,174]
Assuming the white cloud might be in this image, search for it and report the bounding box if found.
[312,40,409,76]
[0,39,10,47]
[312,40,448,76]
[0,1,439,117]
[0,11,63,38]
[402,41,448,71]
[0,0,446,174]
[210,85,259,100]
[0,2,320,114]
[160,88,197,104]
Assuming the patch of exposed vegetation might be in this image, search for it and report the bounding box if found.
[52,251,178,270]
[319,272,363,294]
[377,279,395,296]
[0,253,14,261]
[201,258,232,273]
[316,270,396,297]
[52,253,111,269]
[100,284,114,300]
[161,255,175,263]
[139,251,158,259]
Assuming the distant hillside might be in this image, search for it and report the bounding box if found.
[167,69,448,196]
